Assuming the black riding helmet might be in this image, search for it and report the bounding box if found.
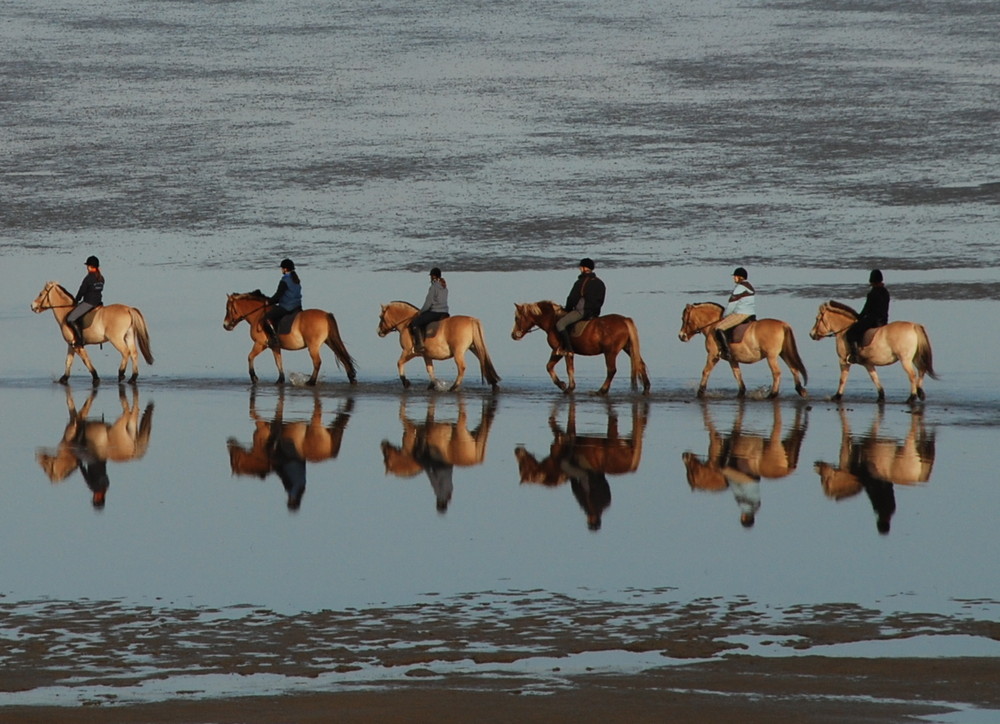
[732,267,748,279]
[280,258,295,271]
[85,255,100,267]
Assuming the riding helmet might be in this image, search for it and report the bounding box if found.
[280,258,295,270]
[869,269,883,283]
[579,258,595,270]
[85,255,100,267]
[430,267,442,277]
[732,266,748,279]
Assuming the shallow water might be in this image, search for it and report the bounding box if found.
[2,0,999,714]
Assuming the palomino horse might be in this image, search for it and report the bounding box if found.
[515,399,648,530]
[677,302,807,399]
[511,301,650,395]
[31,281,154,385]
[814,406,935,534]
[381,396,497,512]
[377,301,500,391]
[36,386,154,508]
[223,291,357,386]
[227,391,354,509]
[682,400,808,527]
[809,301,937,404]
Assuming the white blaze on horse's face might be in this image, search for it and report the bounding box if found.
[510,305,532,340]
[377,306,391,337]
[223,297,238,331]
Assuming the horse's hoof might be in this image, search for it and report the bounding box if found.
[831,393,842,402]
[490,384,500,393]
[57,375,69,385]
[696,387,706,398]
[905,395,917,405]
[349,377,358,386]
[917,388,926,401]
[768,390,779,399]
[796,386,808,398]
[401,378,411,389]
[307,379,317,387]
[877,391,885,402]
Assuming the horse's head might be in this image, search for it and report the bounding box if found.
[511,302,541,340]
[30,281,61,314]
[682,451,728,491]
[378,301,416,337]
[381,440,423,477]
[36,448,79,482]
[376,304,395,337]
[810,301,855,340]
[223,291,266,331]
[514,445,565,485]
[678,302,723,341]
[814,461,862,499]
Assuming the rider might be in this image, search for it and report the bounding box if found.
[846,269,890,363]
[66,255,104,348]
[556,258,606,356]
[714,267,756,360]
[261,258,302,348]
[410,267,449,353]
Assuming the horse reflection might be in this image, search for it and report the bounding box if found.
[515,399,648,530]
[227,391,353,510]
[814,407,935,535]
[36,386,154,508]
[682,401,808,527]
[381,396,497,513]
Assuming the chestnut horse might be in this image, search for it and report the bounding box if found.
[515,399,648,530]
[223,291,357,386]
[809,301,937,404]
[31,281,154,385]
[677,302,807,399]
[377,301,500,391]
[511,301,650,395]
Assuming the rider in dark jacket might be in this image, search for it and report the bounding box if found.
[67,255,104,348]
[555,258,606,356]
[847,269,890,362]
[262,259,302,348]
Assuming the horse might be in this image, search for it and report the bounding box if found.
[377,300,500,392]
[814,406,935,534]
[677,302,807,399]
[515,399,647,530]
[223,290,357,386]
[381,396,497,511]
[809,300,937,404]
[511,301,650,395]
[682,400,808,527]
[36,386,154,507]
[31,281,154,385]
[227,391,353,509]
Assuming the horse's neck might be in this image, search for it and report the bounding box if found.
[697,304,722,328]
[48,287,74,321]
[391,303,417,327]
[827,307,855,331]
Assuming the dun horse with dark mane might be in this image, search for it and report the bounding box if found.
[511,301,650,395]
[223,291,357,386]
[377,301,500,391]
[677,302,807,399]
[810,301,937,403]
[31,281,154,385]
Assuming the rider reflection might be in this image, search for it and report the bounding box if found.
[814,407,935,535]
[35,385,154,509]
[381,396,496,514]
[682,400,808,528]
[515,399,648,531]
[227,390,353,511]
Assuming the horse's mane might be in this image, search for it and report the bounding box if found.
[827,300,858,318]
[388,300,419,311]
[697,301,725,312]
[232,289,268,301]
[49,282,74,299]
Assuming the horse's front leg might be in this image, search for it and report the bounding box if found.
[545,353,567,392]
[62,345,99,386]
[425,358,439,391]
[597,352,618,395]
[697,354,720,398]
[831,361,852,402]
[271,347,286,384]
[397,350,412,388]
[564,354,576,393]
[247,343,267,384]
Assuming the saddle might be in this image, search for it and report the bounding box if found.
[423,314,451,339]
[569,318,595,337]
[275,310,300,335]
[859,327,878,348]
[720,315,756,344]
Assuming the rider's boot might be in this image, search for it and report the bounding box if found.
[715,329,731,361]
[411,328,425,354]
[557,329,574,356]
[262,321,280,349]
[70,321,85,349]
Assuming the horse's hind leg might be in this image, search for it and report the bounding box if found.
[901,359,921,404]
[766,355,782,398]
[597,352,617,395]
[449,353,467,391]
[307,344,322,386]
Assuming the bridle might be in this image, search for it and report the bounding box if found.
[226,298,269,326]
[36,284,75,310]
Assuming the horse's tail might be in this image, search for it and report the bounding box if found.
[130,308,154,365]
[624,317,650,393]
[325,313,358,381]
[777,323,807,386]
[915,324,939,380]
[471,319,501,388]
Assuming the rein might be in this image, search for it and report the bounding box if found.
[229,300,269,325]
[39,285,75,310]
